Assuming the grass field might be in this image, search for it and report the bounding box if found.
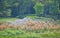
[0,28,60,38]
[0,18,60,38]
[0,18,17,21]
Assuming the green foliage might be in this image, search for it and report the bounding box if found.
[0,28,60,38]
[4,0,19,7]
[34,2,44,15]
[0,0,19,17]
[0,0,60,20]
[2,9,11,16]
[49,0,59,15]
[19,0,34,15]
[26,15,39,19]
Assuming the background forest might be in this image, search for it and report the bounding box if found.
[0,0,60,20]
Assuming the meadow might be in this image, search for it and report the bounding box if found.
[0,18,60,38]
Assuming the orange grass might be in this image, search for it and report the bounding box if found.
[0,20,60,31]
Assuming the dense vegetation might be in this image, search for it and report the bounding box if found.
[0,0,60,20]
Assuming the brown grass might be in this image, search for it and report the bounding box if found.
[0,20,60,30]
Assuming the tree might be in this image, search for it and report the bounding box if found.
[18,0,35,15]
[34,2,44,16]
[48,0,59,15]
[0,0,19,17]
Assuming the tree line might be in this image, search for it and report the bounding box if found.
[0,0,60,19]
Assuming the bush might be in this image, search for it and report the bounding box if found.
[34,2,44,15]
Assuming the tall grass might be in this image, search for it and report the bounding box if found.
[0,18,60,38]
